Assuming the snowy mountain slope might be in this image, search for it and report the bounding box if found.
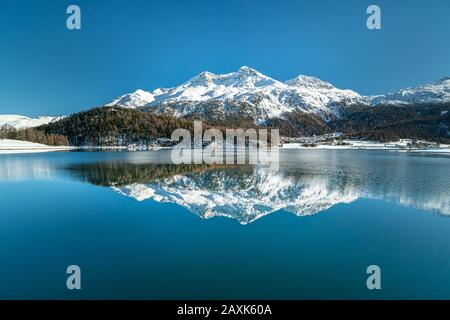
[283,75,365,114]
[106,66,368,122]
[0,115,63,129]
[370,77,450,105]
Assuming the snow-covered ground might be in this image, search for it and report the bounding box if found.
[2,138,448,155]
[0,139,74,154]
[281,139,450,153]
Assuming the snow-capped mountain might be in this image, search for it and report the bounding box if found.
[107,67,450,123]
[370,77,450,105]
[0,115,63,129]
[107,66,367,122]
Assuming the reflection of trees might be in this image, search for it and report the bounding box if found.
[64,162,252,187]
[64,161,363,192]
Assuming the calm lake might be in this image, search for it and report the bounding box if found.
[1,149,450,299]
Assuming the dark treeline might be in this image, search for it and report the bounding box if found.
[267,103,450,143]
[4,103,449,147]
[65,162,248,187]
[267,111,333,137]
[0,125,69,146]
[38,106,268,147]
[330,103,450,143]
[39,106,203,146]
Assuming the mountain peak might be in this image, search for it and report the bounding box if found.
[187,71,216,86]
[285,75,335,89]
[107,89,155,108]
[237,66,261,75]
[128,89,153,97]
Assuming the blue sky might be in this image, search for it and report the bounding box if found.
[0,0,449,117]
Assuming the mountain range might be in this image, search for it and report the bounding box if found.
[107,66,366,122]
[1,67,449,128]
[106,66,450,123]
[1,66,449,144]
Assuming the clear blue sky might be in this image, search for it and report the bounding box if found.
[1,0,449,117]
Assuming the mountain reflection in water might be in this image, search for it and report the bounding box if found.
[61,151,450,224]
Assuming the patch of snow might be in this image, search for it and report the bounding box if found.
[0,139,73,154]
[281,139,450,152]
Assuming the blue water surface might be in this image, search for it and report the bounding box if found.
[0,150,449,299]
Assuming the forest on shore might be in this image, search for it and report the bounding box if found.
[1,103,449,146]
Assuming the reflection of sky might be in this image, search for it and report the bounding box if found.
[0,158,55,181]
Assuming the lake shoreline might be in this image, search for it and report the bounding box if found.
[2,138,450,155]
